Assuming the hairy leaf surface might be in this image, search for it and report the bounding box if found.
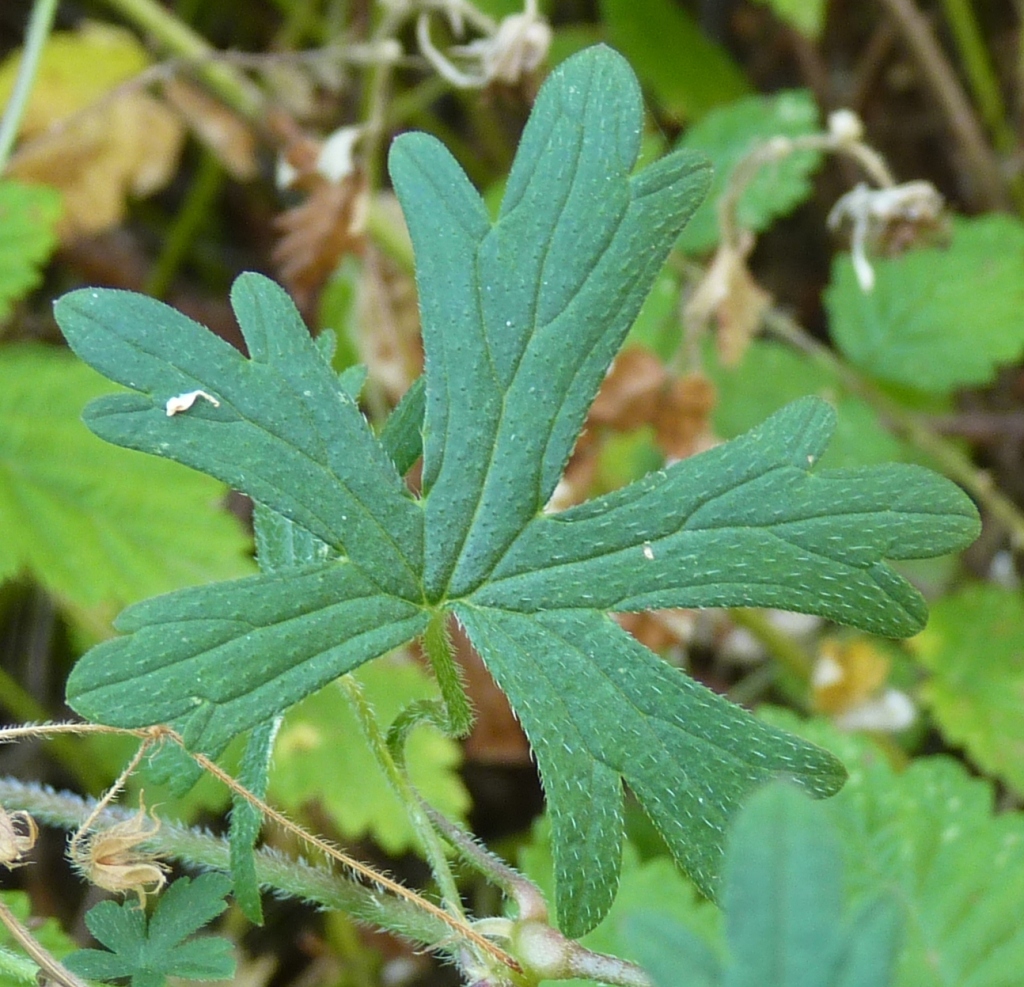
[56,45,980,937]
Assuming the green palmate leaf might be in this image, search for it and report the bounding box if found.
[66,557,428,754]
[53,273,423,599]
[826,215,1024,393]
[57,46,980,938]
[518,816,723,987]
[0,180,61,321]
[474,398,976,637]
[912,582,1024,796]
[389,46,713,601]
[0,345,253,609]
[64,874,234,987]
[676,89,821,255]
[455,604,844,932]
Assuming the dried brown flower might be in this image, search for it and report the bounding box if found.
[69,799,169,904]
[0,806,38,868]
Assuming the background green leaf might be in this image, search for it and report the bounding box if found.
[913,582,1024,797]
[826,215,1024,393]
[703,340,914,468]
[764,712,1024,986]
[0,180,61,321]
[270,656,469,854]
[65,873,234,987]
[676,89,821,255]
[750,0,828,39]
[0,345,252,611]
[599,0,749,122]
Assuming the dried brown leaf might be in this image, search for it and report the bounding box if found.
[9,93,185,241]
[162,77,258,180]
[272,171,368,308]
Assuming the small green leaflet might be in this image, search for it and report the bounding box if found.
[55,46,980,937]
[63,873,235,987]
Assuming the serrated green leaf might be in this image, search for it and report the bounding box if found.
[455,603,846,936]
[66,874,234,987]
[677,90,821,254]
[270,657,469,854]
[54,272,422,599]
[475,398,978,638]
[618,785,901,987]
[599,0,750,122]
[0,345,252,608]
[65,559,428,754]
[0,180,61,320]
[388,45,712,601]
[763,711,1024,987]
[826,215,1024,393]
[912,582,1024,796]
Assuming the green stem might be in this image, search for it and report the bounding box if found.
[0,777,454,951]
[0,0,59,175]
[422,610,474,737]
[96,0,263,119]
[336,676,466,922]
[939,0,1014,152]
[144,149,224,299]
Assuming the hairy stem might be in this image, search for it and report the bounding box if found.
[336,675,467,922]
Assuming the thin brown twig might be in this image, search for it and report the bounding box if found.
[0,900,89,987]
[877,0,1010,209]
[0,721,521,975]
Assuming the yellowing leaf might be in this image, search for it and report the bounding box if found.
[0,22,185,240]
[0,22,150,126]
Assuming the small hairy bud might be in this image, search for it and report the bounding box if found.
[0,806,38,868]
[69,800,169,904]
